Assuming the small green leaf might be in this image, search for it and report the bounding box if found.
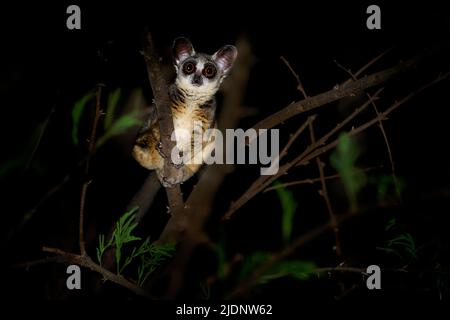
[382,232,417,260]
[261,260,316,283]
[239,251,270,280]
[330,133,367,211]
[95,206,175,280]
[72,92,95,146]
[96,114,141,149]
[385,218,397,231]
[200,282,211,300]
[113,207,141,273]
[274,181,297,244]
[376,174,405,202]
[216,233,227,279]
[137,242,175,286]
[0,160,24,179]
[240,251,316,286]
[104,88,122,130]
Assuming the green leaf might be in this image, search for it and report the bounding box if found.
[95,206,175,280]
[385,218,397,231]
[0,160,24,179]
[24,108,54,171]
[381,232,417,260]
[104,88,122,130]
[215,230,227,279]
[239,251,270,280]
[72,92,95,146]
[113,207,141,273]
[240,251,316,286]
[274,181,297,244]
[96,114,141,149]
[376,246,403,259]
[261,260,316,283]
[97,234,105,264]
[376,174,405,202]
[200,282,211,300]
[330,133,367,211]
[137,242,175,286]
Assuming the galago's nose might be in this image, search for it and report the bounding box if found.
[192,73,203,86]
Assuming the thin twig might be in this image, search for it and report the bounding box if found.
[298,71,450,166]
[309,118,342,257]
[343,48,391,84]
[79,83,104,256]
[24,106,55,171]
[279,116,316,160]
[79,181,90,256]
[280,56,308,98]
[13,256,67,270]
[40,246,153,298]
[263,165,382,192]
[243,116,315,201]
[336,60,401,201]
[314,266,368,275]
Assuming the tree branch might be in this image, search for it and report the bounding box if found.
[336,59,401,201]
[263,165,382,192]
[223,70,449,220]
[223,89,383,220]
[249,47,435,136]
[79,83,104,256]
[40,246,153,299]
[142,32,184,215]
[280,56,308,98]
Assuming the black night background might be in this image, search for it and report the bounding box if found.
[1,1,450,309]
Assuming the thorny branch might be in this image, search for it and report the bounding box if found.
[335,59,402,201]
[250,47,436,136]
[263,165,382,192]
[224,70,449,220]
[280,56,342,257]
[309,118,342,258]
[280,56,308,99]
[223,88,384,220]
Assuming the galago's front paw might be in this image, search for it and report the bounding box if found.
[156,169,185,188]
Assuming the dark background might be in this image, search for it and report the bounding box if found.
[1,1,450,303]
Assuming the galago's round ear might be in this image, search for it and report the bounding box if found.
[212,45,238,75]
[173,37,195,65]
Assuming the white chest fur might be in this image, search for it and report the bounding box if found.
[172,104,203,153]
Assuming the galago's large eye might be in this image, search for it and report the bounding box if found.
[182,62,196,75]
[202,64,217,78]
